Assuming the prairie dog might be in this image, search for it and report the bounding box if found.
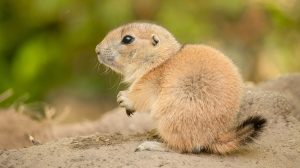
[95,22,266,154]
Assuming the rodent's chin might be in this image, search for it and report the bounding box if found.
[98,57,123,74]
[107,65,123,74]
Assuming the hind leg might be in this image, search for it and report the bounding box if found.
[135,141,171,152]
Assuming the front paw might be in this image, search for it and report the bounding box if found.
[117,91,135,117]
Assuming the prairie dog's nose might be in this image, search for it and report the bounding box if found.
[95,44,101,55]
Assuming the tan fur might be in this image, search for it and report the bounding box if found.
[96,22,261,154]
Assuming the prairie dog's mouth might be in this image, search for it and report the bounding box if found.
[96,45,123,73]
[98,55,114,67]
[96,47,115,65]
[98,55,122,74]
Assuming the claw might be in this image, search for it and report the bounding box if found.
[117,99,123,104]
[126,109,135,117]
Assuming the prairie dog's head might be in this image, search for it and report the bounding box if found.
[95,22,181,81]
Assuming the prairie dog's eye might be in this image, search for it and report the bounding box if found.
[121,35,135,44]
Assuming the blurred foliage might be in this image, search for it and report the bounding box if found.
[0,0,300,107]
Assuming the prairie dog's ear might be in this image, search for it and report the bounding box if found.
[151,34,159,46]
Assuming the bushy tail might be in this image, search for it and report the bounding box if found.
[194,116,267,155]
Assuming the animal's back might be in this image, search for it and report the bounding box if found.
[153,44,243,152]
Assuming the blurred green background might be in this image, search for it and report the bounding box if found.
[1,0,300,112]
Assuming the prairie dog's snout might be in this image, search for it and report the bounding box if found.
[96,46,113,62]
[95,44,101,56]
[96,43,112,62]
[95,43,105,62]
[95,41,123,73]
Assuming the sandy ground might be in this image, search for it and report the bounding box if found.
[0,74,300,168]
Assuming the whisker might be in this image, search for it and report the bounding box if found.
[93,62,98,71]
[96,62,101,73]
[107,74,121,90]
[115,75,123,90]
[104,66,110,73]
